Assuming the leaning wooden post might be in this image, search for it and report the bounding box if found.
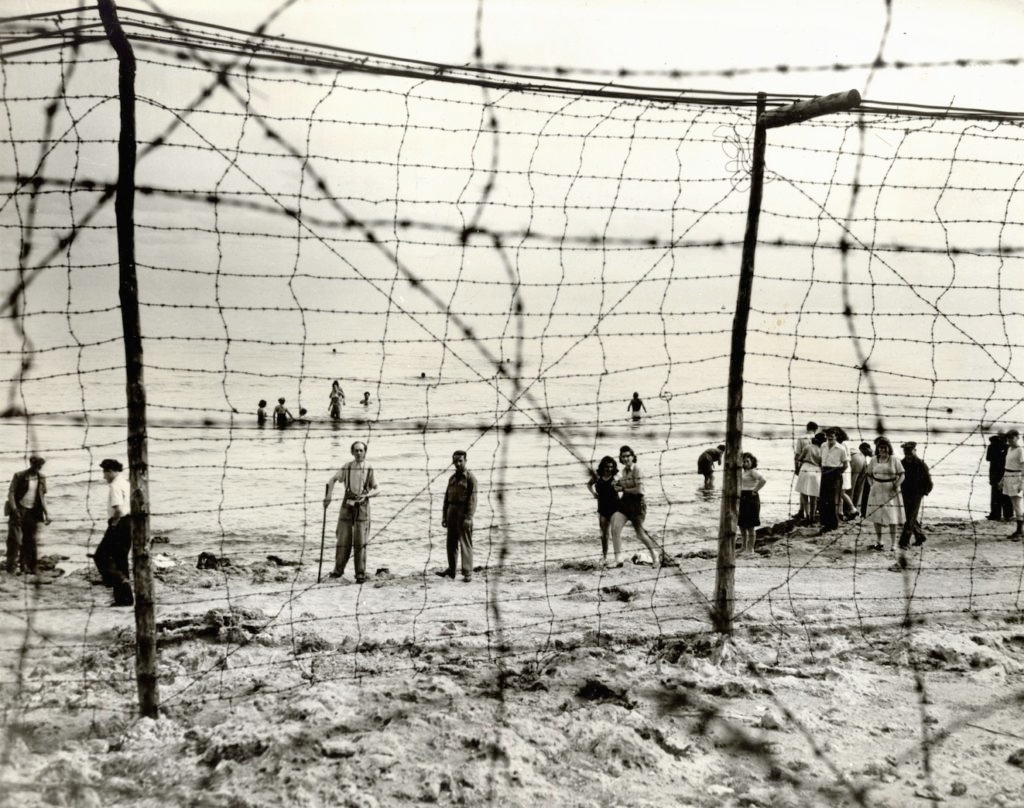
[712,89,861,635]
[98,0,158,717]
[712,94,767,635]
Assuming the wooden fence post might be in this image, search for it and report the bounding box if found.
[97,0,158,718]
[713,89,861,635]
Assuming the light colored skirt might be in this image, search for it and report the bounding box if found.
[866,482,904,525]
[795,463,820,497]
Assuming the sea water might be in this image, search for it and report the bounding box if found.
[0,327,1006,579]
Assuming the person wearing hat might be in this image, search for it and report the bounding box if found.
[95,459,133,606]
[1001,430,1024,540]
[6,455,50,575]
[899,442,933,548]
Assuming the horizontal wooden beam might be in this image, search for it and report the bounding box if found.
[761,89,861,129]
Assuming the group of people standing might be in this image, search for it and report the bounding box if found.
[793,421,936,560]
[258,383,372,428]
[987,429,1024,540]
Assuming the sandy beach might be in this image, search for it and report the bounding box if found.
[1,517,1023,807]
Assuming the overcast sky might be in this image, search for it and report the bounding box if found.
[3,0,1023,433]
[5,0,1024,109]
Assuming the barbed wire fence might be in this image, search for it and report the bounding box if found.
[2,1,1024,805]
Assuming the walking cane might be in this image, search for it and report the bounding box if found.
[317,483,329,583]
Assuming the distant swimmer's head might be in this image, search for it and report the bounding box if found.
[278,398,285,404]
[258,399,267,408]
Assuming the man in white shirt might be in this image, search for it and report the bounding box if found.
[818,428,849,534]
[94,458,133,606]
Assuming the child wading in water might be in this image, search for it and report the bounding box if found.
[738,452,766,554]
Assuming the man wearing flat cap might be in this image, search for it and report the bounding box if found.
[6,455,50,575]
[899,442,933,548]
[95,459,133,606]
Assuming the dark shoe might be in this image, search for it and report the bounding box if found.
[355,575,366,583]
[328,570,344,579]
[897,542,910,550]
[912,538,926,547]
[435,569,454,579]
[986,514,1001,521]
[112,581,133,606]
[1011,532,1023,542]
[462,575,472,583]
[871,543,884,551]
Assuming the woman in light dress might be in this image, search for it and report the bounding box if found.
[865,437,904,552]
[795,432,825,525]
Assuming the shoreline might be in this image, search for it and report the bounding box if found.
[1,518,1023,807]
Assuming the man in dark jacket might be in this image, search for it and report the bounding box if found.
[899,442,933,548]
[986,433,1013,521]
[6,455,50,575]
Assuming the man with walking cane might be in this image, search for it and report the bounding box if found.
[324,441,379,583]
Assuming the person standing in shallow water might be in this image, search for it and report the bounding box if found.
[273,398,293,428]
[325,441,379,583]
[626,392,646,421]
[257,400,267,427]
[6,455,50,575]
[328,380,345,419]
[440,450,477,582]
